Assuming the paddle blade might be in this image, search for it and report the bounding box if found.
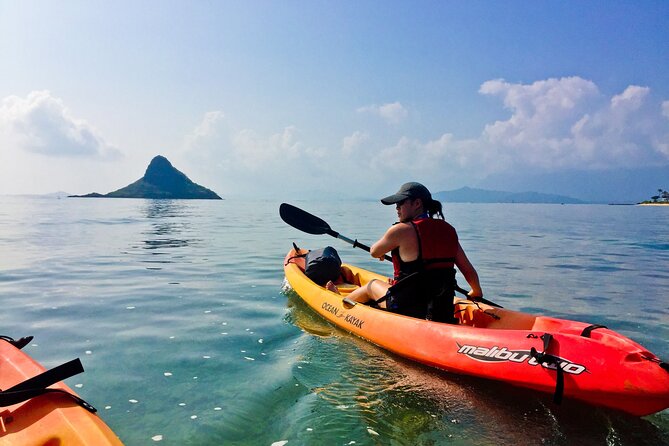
[279,203,333,235]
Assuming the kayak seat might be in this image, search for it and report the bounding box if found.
[454,301,508,328]
[332,266,361,295]
[455,299,536,329]
[333,283,360,296]
[335,266,359,285]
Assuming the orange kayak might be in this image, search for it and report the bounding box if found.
[0,337,123,445]
[284,247,669,416]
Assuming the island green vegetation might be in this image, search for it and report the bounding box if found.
[69,156,221,199]
[639,189,669,205]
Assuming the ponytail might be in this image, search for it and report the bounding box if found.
[426,198,444,220]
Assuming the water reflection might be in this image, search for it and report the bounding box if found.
[284,292,668,446]
[121,200,203,271]
[143,200,193,250]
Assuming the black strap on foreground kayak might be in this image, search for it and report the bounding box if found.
[0,335,34,350]
[580,324,607,338]
[530,333,564,405]
[0,358,97,413]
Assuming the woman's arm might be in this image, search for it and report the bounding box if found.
[370,224,404,259]
[455,243,483,298]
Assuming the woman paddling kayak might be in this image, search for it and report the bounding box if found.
[327,182,483,323]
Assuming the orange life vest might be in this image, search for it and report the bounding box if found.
[388,216,459,322]
[392,216,458,281]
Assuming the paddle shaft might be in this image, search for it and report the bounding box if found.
[327,229,392,262]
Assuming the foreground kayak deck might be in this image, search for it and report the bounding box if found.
[0,337,123,445]
[284,247,669,417]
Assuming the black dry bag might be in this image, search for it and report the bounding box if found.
[305,246,342,286]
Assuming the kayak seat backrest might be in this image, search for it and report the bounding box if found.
[335,266,360,286]
[455,302,479,326]
[331,266,361,295]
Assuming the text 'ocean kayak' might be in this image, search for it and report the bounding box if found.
[284,247,669,417]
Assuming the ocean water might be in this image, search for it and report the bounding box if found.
[0,196,667,446]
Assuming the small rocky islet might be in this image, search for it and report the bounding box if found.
[69,156,221,200]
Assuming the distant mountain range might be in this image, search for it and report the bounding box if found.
[476,166,668,203]
[70,155,221,200]
[434,187,584,204]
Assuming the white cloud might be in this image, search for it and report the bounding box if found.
[480,77,600,148]
[477,77,669,170]
[341,131,369,156]
[0,90,120,159]
[232,126,306,170]
[365,134,487,190]
[354,77,669,189]
[357,102,408,125]
[611,85,649,110]
[178,77,669,197]
[5,78,665,198]
[183,112,332,170]
[179,111,338,197]
[184,110,225,147]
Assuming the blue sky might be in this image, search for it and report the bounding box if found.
[1,1,667,201]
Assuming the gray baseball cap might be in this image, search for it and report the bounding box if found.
[381,182,432,205]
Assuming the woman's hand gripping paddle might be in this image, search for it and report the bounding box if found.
[279,202,502,308]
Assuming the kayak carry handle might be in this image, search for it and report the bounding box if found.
[342,298,357,308]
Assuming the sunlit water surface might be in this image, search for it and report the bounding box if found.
[0,196,667,445]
